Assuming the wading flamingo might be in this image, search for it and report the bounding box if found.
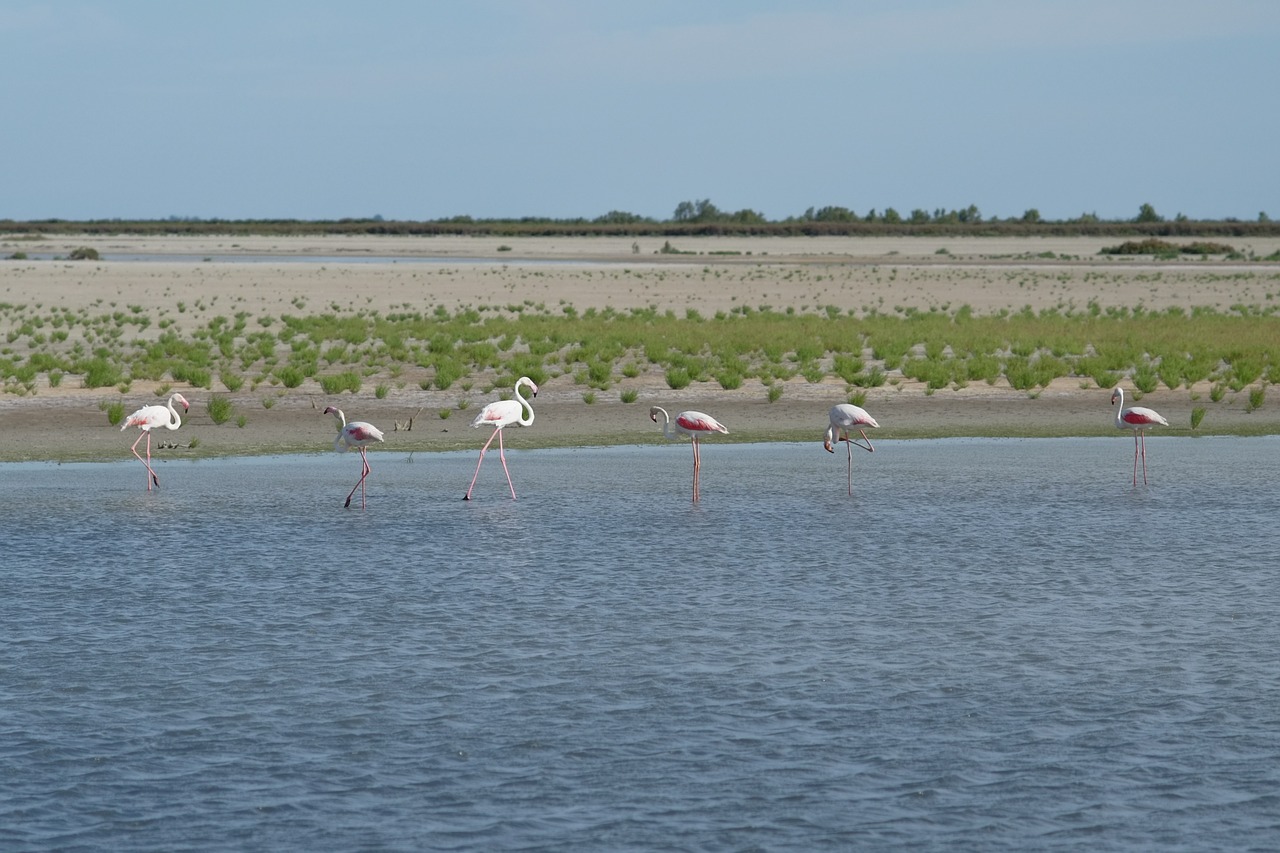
[650,406,728,502]
[464,376,538,500]
[824,403,879,496]
[121,393,189,490]
[1111,387,1168,486]
[324,406,385,508]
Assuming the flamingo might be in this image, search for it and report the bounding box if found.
[824,403,879,496]
[121,393,189,490]
[324,406,385,508]
[1111,387,1169,486]
[649,406,729,502]
[464,376,538,500]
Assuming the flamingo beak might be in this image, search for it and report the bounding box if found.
[823,439,835,453]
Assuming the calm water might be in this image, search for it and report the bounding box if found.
[3,437,1279,851]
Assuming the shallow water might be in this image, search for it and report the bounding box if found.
[3,437,1279,850]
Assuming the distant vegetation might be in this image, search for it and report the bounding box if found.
[0,298,1275,407]
[2,203,1277,240]
[1100,238,1241,258]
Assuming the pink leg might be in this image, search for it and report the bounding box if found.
[362,448,371,507]
[839,429,875,496]
[344,448,371,508]
[846,436,853,497]
[496,429,517,499]
[1132,432,1140,486]
[464,428,501,500]
[131,430,159,490]
[845,428,875,453]
[1139,430,1149,485]
[691,437,701,502]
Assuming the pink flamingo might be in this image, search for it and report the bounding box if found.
[464,376,538,500]
[650,406,729,502]
[324,406,385,508]
[1111,387,1169,486]
[121,393,189,490]
[824,403,879,496]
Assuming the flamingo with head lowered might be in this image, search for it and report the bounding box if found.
[650,406,728,502]
[824,403,879,496]
[121,393,189,490]
[324,406,385,508]
[464,376,538,500]
[1111,387,1168,486]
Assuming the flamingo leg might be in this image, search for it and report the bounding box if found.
[844,428,875,453]
[344,447,371,509]
[691,436,701,502]
[131,430,159,490]
[1131,431,1140,487]
[836,429,875,496]
[496,428,517,499]
[464,428,501,500]
[1139,430,1149,485]
[846,435,853,497]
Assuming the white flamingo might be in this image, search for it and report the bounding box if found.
[824,403,879,496]
[121,393,189,490]
[324,406,385,508]
[649,406,729,502]
[1111,387,1169,486]
[465,376,538,500]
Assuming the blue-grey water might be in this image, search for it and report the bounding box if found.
[3,437,1279,851]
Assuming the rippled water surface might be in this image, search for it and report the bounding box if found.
[4,437,1279,851]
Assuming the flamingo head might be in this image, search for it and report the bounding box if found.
[823,424,836,453]
[516,376,538,399]
[649,406,662,424]
[323,406,340,416]
[1110,388,1121,407]
[824,438,835,453]
[174,393,190,412]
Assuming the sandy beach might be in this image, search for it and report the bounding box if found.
[2,233,1278,462]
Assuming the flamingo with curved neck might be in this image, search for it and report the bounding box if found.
[1111,387,1169,486]
[464,376,538,500]
[121,393,189,490]
[324,406,385,508]
[649,406,728,502]
[824,403,879,496]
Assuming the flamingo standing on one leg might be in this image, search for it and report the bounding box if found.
[650,406,729,502]
[121,393,189,490]
[324,406,385,508]
[464,376,538,500]
[1111,387,1168,486]
[824,403,879,496]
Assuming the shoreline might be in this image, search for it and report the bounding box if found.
[2,234,1276,463]
[5,379,1274,465]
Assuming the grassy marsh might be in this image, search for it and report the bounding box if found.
[0,296,1275,412]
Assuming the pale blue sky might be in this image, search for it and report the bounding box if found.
[4,1,1277,222]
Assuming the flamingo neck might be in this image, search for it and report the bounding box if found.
[165,397,183,430]
[653,407,679,441]
[512,381,535,426]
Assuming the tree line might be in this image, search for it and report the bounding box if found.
[3,201,1276,238]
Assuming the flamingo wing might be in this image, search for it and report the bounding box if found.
[346,422,385,444]
[473,399,521,429]
[1122,406,1168,427]
[122,405,168,431]
[677,411,728,434]
[832,403,878,429]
